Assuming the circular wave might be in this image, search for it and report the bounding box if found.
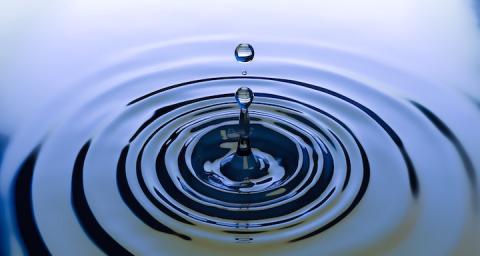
[2,38,478,255]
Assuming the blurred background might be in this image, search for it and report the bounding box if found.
[1,0,479,137]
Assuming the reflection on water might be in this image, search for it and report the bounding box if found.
[1,1,480,255]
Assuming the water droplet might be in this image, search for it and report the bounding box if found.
[235,87,254,109]
[242,71,247,76]
[235,44,254,62]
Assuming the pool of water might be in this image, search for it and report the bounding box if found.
[1,1,480,255]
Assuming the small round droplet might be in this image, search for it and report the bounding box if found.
[235,44,254,62]
[235,87,254,109]
[242,71,247,75]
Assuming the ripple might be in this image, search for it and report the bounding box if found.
[2,38,478,255]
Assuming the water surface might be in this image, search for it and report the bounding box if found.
[1,1,480,255]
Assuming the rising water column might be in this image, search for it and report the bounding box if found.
[220,87,269,181]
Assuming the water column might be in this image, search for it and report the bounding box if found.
[220,87,269,181]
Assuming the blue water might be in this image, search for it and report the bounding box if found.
[1,1,480,255]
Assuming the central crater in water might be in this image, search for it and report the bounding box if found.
[193,123,297,192]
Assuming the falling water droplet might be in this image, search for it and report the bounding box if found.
[235,44,254,62]
[235,87,254,109]
[242,71,247,76]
